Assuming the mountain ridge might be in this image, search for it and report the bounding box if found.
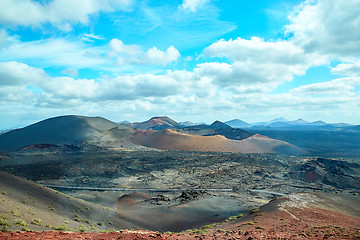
[0,115,305,155]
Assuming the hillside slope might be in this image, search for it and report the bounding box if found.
[0,171,147,232]
[0,116,126,151]
[133,116,182,130]
[132,129,305,154]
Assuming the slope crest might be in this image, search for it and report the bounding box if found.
[0,115,120,151]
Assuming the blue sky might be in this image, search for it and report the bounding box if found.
[0,0,360,128]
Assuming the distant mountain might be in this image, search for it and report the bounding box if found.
[250,118,355,130]
[288,119,309,125]
[0,129,15,135]
[268,117,289,124]
[118,120,134,128]
[118,120,131,125]
[0,115,307,154]
[133,116,182,130]
[252,117,289,126]
[179,121,196,127]
[180,121,253,141]
[331,123,353,127]
[309,121,327,126]
[225,119,251,128]
[209,121,232,129]
[0,115,129,151]
[343,125,360,132]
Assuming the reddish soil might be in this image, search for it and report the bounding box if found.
[0,230,165,240]
[1,193,359,239]
[1,206,359,239]
[132,128,302,154]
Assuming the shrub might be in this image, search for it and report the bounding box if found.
[73,214,82,222]
[31,218,42,225]
[76,224,88,233]
[11,210,19,217]
[0,215,11,232]
[192,229,207,234]
[201,225,212,229]
[53,225,71,231]
[225,213,243,222]
[21,227,31,232]
[249,208,259,214]
[89,224,96,230]
[15,219,27,226]
[96,222,103,226]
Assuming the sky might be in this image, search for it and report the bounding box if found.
[0,0,360,128]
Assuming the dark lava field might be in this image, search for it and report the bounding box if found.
[1,147,359,221]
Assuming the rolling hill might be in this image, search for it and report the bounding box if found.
[132,129,305,154]
[0,115,306,154]
[0,171,146,232]
[0,115,128,151]
[225,119,251,128]
[133,116,183,130]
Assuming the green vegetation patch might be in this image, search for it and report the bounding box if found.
[76,224,88,233]
[14,219,27,226]
[249,208,260,214]
[73,214,82,222]
[53,225,71,231]
[0,215,11,232]
[225,213,243,222]
[31,218,42,225]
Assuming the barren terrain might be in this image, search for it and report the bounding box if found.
[0,115,359,239]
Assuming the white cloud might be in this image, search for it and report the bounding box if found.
[0,38,106,68]
[108,39,180,66]
[144,46,180,66]
[41,77,97,99]
[0,29,8,48]
[82,33,105,42]
[0,60,359,127]
[331,61,360,77]
[201,37,322,90]
[0,0,134,31]
[290,77,360,96]
[60,68,79,77]
[0,61,187,106]
[286,0,360,58]
[204,37,307,64]
[0,61,46,86]
[108,39,142,57]
[0,86,37,103]
[180,0,209,12]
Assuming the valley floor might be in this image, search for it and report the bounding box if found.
[0,149,359,238]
